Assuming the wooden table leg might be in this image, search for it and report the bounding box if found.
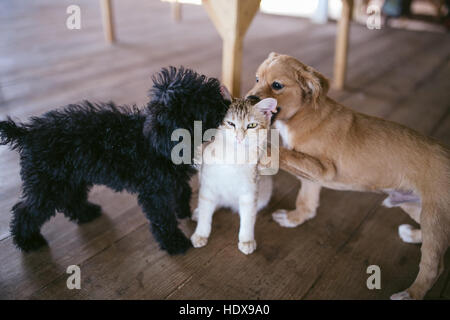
[333,0,353,90]
[222,36,244,96]
[100,0,116,43]
[203,0,260,96]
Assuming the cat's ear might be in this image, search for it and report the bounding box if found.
[255,98,277,121]
[220,85,232,103]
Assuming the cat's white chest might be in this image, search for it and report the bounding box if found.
[201,164,256,211]
[273,120,291,149]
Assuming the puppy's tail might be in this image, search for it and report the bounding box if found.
[0,118,28,148]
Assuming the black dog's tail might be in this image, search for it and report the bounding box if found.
[0,118,28,148]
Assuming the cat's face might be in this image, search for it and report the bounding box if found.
[220,98,277,147]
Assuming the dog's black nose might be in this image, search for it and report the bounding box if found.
[246,95,261,103]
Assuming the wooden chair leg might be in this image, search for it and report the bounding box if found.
[333,0,353,90]
[100,0,116,43]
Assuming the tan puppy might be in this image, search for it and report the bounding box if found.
[247,52,450,300]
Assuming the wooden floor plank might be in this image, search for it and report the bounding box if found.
[0,188,140,299]
[28,172,300,299]
[166,190,382,299]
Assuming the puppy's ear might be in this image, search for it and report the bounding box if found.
[142,110,174,159]
[220,85,232,103]
[296,65,329,108]
[255,98,277,121]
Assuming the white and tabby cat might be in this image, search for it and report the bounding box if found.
[191,97,277,254]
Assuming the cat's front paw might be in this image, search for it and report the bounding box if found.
[191,233,208,248]
[238,240,257,255]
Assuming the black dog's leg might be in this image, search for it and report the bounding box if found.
[10,201,54,252]
[175,181,192,219]
[60,184,102,224]
[137,191,192,255]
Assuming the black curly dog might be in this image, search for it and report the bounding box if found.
[0,67,230,254]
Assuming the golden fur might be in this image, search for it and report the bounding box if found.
[247,52,450,300]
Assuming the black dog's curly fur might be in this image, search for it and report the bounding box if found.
[0,67,230,254]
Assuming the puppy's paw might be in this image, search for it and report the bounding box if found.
[238,240,257,255]
[161,230,192,255]
[191,208,199,222]
[398,224,422,244]
[191,233,208,248]
[390,291,413,300]
[272,210,299,228]
[14,232,48,252]
[382,196,394,208]
[272,209,314,228]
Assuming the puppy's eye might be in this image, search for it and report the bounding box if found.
[271,81,284,90]
[256,76,259,83]
[247,123,258,129]
[227,121,235,127]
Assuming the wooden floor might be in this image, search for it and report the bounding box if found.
[1,0,449,300]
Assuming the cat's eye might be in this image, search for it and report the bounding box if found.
[271,81,284,90]
[226,121,235,127]
[256,76,259,83]
[247,123,258,129]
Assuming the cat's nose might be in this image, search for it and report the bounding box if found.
[246,95,260,103]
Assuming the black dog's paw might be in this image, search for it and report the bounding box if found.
[161,230,192,255]
[14,232,48,252]
[75,202,102,224]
